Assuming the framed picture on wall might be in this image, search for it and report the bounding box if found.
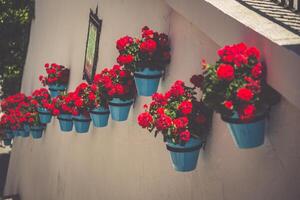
[83,9,102,83]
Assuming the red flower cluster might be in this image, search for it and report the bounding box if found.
[0,92,42,129]
[1,93,26,113]
[50,93,75,116]
[140,39,157,53]
[116,36,134,51]
[67,83,97,116]
[95,65,136,99]
[117,54,134,65]
[202,43,266,120]
[39,63,70,86]
[116,26,171,72]
[32,88,51,108]
[137,80,211,145]
[216,64,235,81]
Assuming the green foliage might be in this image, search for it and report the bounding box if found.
[0,0,34,97]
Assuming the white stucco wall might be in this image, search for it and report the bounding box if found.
[4,0,300,200]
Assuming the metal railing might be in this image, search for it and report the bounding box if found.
[272,0,300,11]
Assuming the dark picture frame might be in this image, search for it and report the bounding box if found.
[83,8,102,83]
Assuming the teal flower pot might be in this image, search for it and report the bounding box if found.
[108,98,133,121]
[24,124,30,132]
[166,138,202,172]
[90,107,110,127]
[48,84,67,98]
[58,114,73,132]
[38,107,52,124]
[73,114,91,133]
[19,129,30,138]
[30,126,44,139]
[4,129,14,139]
[3,138,12,146]
[134,68,162,96]
[222,113,266,149]
[12,130,19,137]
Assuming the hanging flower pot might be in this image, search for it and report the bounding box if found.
[96,66,136,122]
[109,98,133,121]
[30,125,44,139]
[3,138,12,146]
[137,80,212,172]
[4,129,14,139]
[134,68,162,96]
[116,26,170,97]
[38,107,52,124]
[12,130,19,137]
[222,113,266,149]
[24,123,30,132]
[73,114,91,133]
[39,63,70,98]
[200,43,276,149]
[90,107,110,127]
[58,114,73,132]
[48,84,67,98]
[166,138,202,172]
[18,128,30,138]
[3,129,13,146]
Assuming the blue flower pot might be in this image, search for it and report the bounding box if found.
[73,114,91,133]
[48,84,67,98]
[12,130,19,137]
[108,98,133,121]
[3,138,12,146]
[4,129,14,139]
[24,124,30,132]
[222,113,266,149]
[38,107,52,124]
[58,114,73,132]
[166,138,202,172]
[30,126,44,139]
[134,68,162,96]
[19,129,30,138]
[90,107,110,127]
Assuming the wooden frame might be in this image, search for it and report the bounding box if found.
[83,8,102,83]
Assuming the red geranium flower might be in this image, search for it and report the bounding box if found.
[155,114,172,130]
[179,130,191,142]
[237,88,254,102]
[239,104,256,120]
[117,54,134,65]
[216,64,235,81]
[178,101,193,115]
[140,39,157,53]
[224,100,234,110]
[138,112,153,128]
[173,117,188,129]
[251,63,263,79]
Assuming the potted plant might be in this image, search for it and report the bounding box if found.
[32,88,53,124]
[0,114,14,141]
[116,26,171,96]
[99,65,136,121]
[1,93,31,138]
[90,75,110,127]
[70,83,95,133]
[51,94,74,132]
[39,63,70,98]
[137,80,211,172]
[15,97,33,138]
[201,43,272,149]
[25,109,45,139]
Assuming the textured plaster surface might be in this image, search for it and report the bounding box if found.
[4,0,300,200]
